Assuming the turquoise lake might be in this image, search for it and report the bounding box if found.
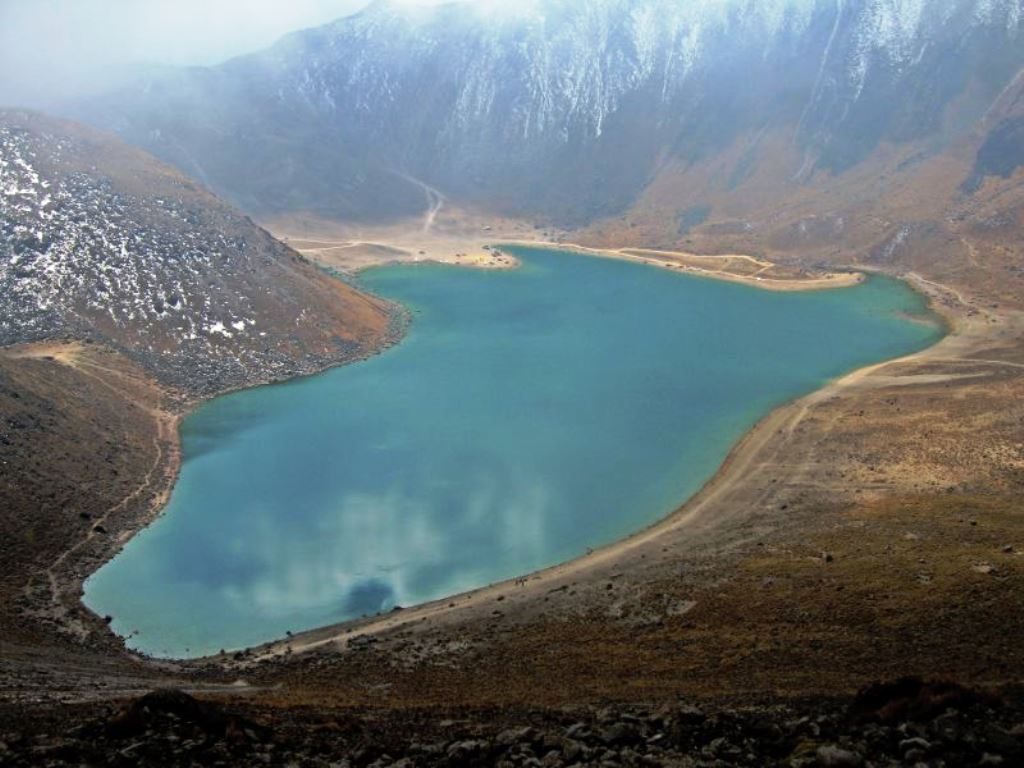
[83,247,942,658]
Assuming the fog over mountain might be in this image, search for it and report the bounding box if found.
[74,0,1024,232]
[0,0,450,109]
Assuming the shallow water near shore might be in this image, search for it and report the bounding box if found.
[84,247,942,658]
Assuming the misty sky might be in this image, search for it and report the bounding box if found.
[0,0,453,108]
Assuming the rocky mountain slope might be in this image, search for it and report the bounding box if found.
[79,0,1024,226]
[0,110,395,395]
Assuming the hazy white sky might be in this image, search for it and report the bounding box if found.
[0,0,453,108]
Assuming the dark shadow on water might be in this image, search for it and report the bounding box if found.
[341,579,396,617]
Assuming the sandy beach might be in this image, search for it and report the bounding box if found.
[523,243,866,291]
[263,210,534,273]
[265,211,865,291]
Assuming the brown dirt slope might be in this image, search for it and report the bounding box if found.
[0,344,173,694]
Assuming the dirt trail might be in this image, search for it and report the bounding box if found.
[5,342,182,628]
[390,172,446,234]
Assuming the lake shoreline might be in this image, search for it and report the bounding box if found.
[29,242,946,665]
[19,300,412,665]
[270,216,865,293]
[88,249,943,662]
[502,241,867,292]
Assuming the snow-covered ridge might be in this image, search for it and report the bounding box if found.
[0,125,253,348]
[326,0,1021,140]
[81,0,1024,223]
[1,114,386,395]
[311,0,822,140]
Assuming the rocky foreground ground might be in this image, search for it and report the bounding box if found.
[2,679,1023,767]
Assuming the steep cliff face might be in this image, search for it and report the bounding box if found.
[80,0,1024,226]
[0,111,393,394]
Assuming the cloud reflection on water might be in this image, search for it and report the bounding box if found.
[222,467,552,623]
